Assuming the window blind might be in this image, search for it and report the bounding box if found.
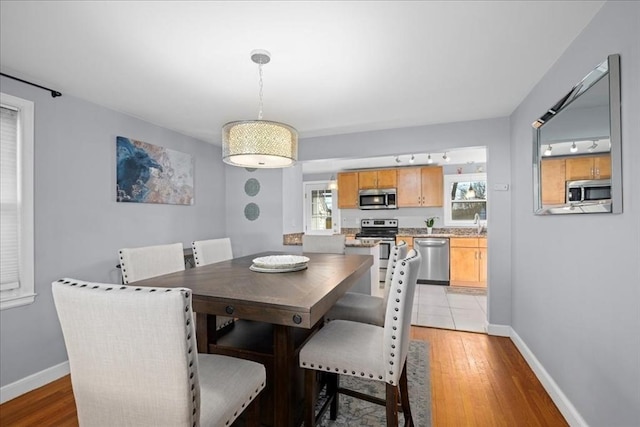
[1,105,20,291]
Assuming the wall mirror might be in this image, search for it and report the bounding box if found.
[532,54,621,215]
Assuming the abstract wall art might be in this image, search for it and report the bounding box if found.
[116,136,194,205]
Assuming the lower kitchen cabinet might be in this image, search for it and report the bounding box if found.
[395,236,414,250]
[450,237,487,287]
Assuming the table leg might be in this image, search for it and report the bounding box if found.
[273,324,296,427]
[195,313,218,354]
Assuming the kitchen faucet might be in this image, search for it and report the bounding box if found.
[474,213,484,234]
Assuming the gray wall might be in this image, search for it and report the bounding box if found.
[509,2,639,425]
[224,164,288,257]
[294,117,512,327]
[0,76,226,387]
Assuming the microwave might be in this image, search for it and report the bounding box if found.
[359,188,397,210]
[566,179,611,203]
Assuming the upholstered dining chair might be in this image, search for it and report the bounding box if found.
[299,249,421,427]
[118,242,185,284]
[192,238,233,267]
[191,238,235,330]
[52,278,266,427]
[326,240,408,326]
[119,242,232,333]
[302,234,346,254]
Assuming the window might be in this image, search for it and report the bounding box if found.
[1,93,35,310]
[303,182,340,235]
[443,173,487,226]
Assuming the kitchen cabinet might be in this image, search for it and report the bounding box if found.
[358,169,397,189]
[450,237,487,287]
[565,154,611,180]
[540,158,566,205]
[397,166,443,207]
[395,236,414,250]
[337,172,359,209]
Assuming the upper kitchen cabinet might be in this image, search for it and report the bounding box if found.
[397,166,443,207]
[541,158,566,205]
[337,172,359,209]
[358,169,397,189]
[565,154,611,180]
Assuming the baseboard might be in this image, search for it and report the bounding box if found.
[487,323,511,336]
[0,361,70,404]
[510,329,587,427]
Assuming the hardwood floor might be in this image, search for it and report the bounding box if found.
[1,326,567,427]
[411,327,568,427]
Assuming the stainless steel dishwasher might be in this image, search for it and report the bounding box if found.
[414,238,450,285]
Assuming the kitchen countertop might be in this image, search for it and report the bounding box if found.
[283,228,486,246]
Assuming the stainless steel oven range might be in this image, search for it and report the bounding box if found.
[355,219,398,283]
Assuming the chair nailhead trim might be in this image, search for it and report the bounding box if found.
[57,280,200,422]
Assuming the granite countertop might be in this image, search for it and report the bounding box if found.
[345,239,379,248]
[283,228,486,246]
[396,228,487,238]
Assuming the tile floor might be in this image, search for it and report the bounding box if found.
[411,284,487,333]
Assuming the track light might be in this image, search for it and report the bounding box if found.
[442,152,450,162]
[409,154,415,164]
[570,142,578,153]
[588,140,598,152]
[544,145,552,156]
[395,156,401,163]
[426,154,433,164]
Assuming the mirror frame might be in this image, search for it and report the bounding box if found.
[532,54,622,215]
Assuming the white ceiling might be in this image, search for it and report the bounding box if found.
[0,1,604,148]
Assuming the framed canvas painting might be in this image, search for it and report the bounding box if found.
[116,136,194,205]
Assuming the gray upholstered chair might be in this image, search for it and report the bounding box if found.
[299,249,421,427]
[191,238,235,330]
[118,242,185,284]
[52,278,266,427]
[192,238,233,267]
[302,234,346,254]
[326,241,408,326]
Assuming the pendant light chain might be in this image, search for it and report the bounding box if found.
[258,62,264,120]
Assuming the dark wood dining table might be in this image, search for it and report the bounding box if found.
[133,251,373,427]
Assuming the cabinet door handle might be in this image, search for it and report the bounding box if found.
[479,251,482,260]
[475,251,478,260]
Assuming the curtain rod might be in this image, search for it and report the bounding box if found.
[0,73,62,98]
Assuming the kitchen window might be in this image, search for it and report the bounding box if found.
[1,93,35,310]
[443,173,487,226]
[303,181,340,235]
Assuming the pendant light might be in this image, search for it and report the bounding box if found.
[222,50,298,168]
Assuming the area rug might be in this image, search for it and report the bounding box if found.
[445,286,487,296]
[317,340,431,427]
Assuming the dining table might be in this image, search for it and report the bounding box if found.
[132,251,373,427]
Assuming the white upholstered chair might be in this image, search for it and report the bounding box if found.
[118,242,185,284]
[119,242,232,332]
[52,278,266,427]
[302,234,346,254]
[299,249,421,427]
[191,238,235,330]
[192,238,233,267]
[326,240,408,326]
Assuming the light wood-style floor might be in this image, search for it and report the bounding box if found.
[0,326,567,427]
